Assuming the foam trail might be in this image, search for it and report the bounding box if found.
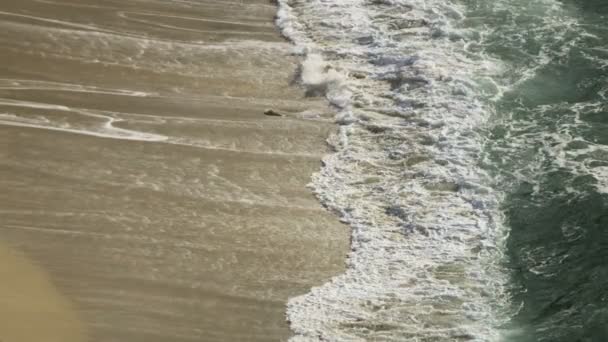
[0,117,167,142]
[0,79,152,97]
[0,99,167,141]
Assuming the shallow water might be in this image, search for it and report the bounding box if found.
[0,242,85,342]
[0,0,349,341]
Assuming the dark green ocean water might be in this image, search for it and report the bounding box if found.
[467,0,608,340]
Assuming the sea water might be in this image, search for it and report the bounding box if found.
[277,0,608,340]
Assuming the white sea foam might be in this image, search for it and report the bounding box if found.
[277,0,514,340]
[0,79,152,97]
[279,0,608,338]
[0,100,167,141]
[0,117,167,141]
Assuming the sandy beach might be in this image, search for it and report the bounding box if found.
[0,0,348,341]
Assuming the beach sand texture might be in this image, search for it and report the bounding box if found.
[0,0,348,340]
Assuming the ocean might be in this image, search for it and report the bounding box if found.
[277,0,608,340]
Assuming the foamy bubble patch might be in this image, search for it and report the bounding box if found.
[277,0,516,340]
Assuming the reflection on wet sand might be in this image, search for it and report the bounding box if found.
[0,0,348,340]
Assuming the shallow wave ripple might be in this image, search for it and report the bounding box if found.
[277,0,514,340]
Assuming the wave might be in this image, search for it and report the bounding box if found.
[276,0,514,340]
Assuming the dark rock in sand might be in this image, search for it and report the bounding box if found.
[264,109,283,117]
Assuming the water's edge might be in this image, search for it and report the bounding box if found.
[275,0,608,341]
[275,0,511,340]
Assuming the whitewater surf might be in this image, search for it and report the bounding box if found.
[277,0,608,340]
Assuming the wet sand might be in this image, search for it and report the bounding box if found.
[0,0,348,341]
[0,242,85,342]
